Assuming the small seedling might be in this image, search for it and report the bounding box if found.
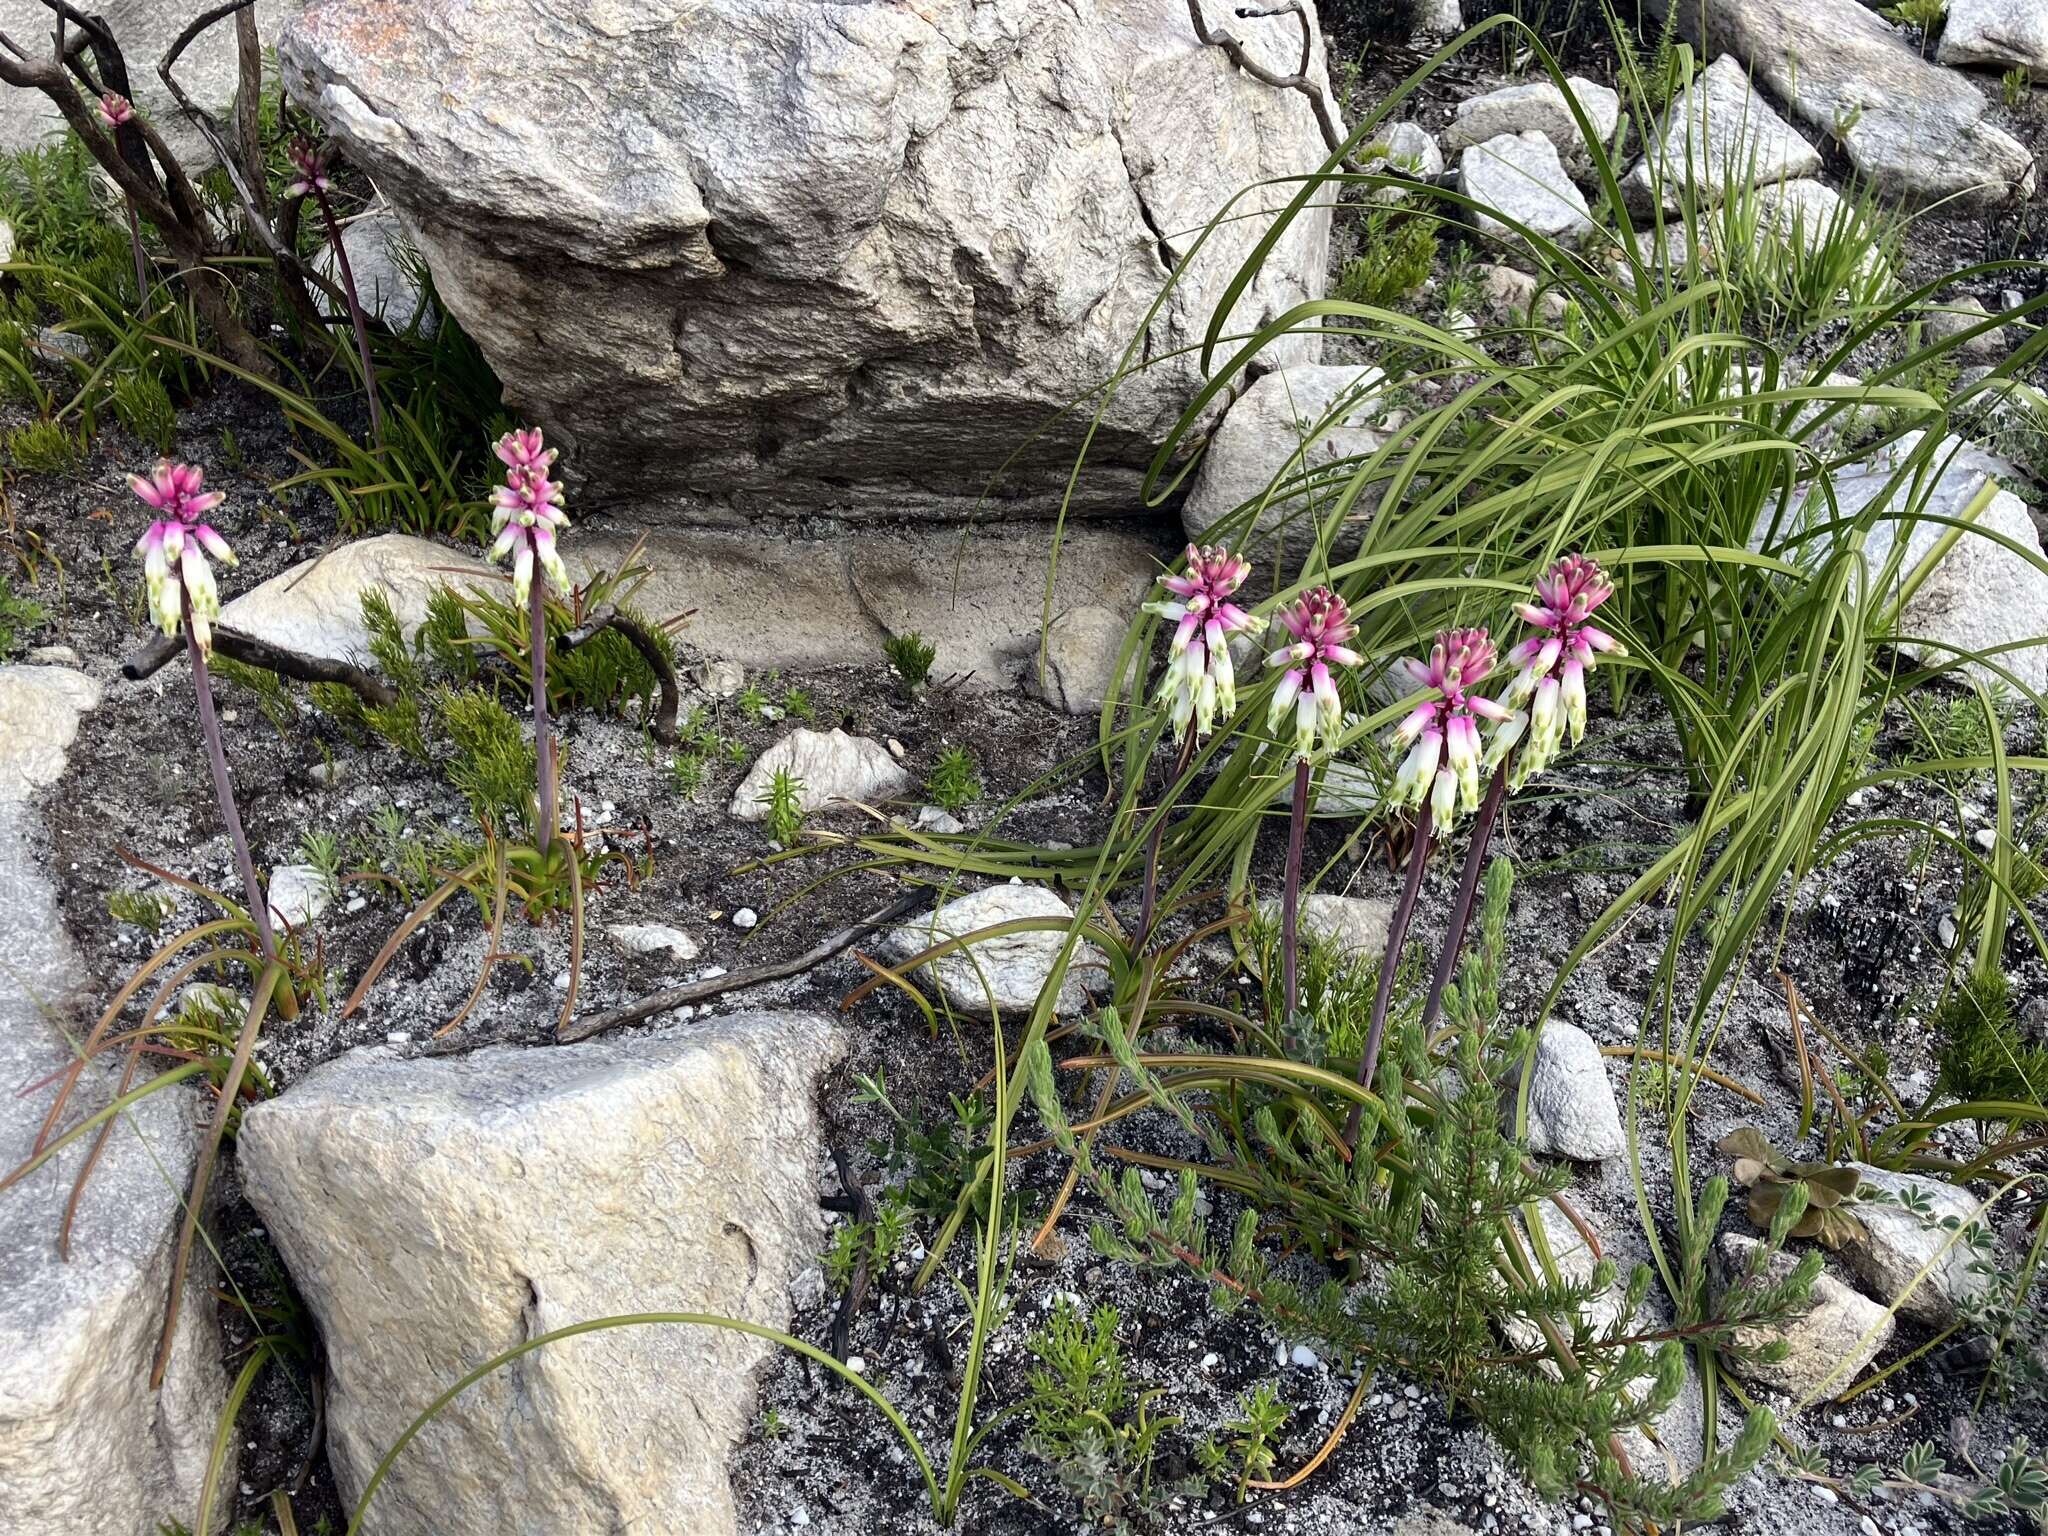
[107,887,176,934]
[736,681,770,720]
[783,686,817,724]
[297,830,343,898]
[924,746,982,813]
[670,751,708,799]
[1221,1381,1290,1502]
[885,631,937,695]
[0,575,47,657]
[759,768,807,846]
[1335,204,1435,308]
[1718,1127,1868,1249]
[759,1408,786,1441]
[2005,67,2034,109]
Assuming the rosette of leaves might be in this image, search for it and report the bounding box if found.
[1717,1127,1866,1249]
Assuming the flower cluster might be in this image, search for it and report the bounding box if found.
[97,92,134,128]
[1389,627,1514,834]
[1501,554,1623,784]
[283,138,331,200]
[487,427,570,607]
[1266,587,1362,761]
[1147,544,1264,741]
[131,461,236,655]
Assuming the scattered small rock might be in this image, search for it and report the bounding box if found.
[729,728,916,822]
[0,667,102,803]
[605,922,702,963]
[1442,76,1619,161]
[265,863,335,932]
[1715,1234,1895,1400]
[693,659,745,698]
[1459,132,1594,246]
[1839,1164,1997,1327]
[881,883,1105,1018]
[1923,296,2008,362]
[1518,1020,1627,1162]
[1254,892,1395,960]
[218,533,495,665]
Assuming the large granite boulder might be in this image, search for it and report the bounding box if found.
[1624,55,1821,209]
[237,1015,841,1536]
[1,677,230,1536]
[1642,0,2034,205]
[278,0,1336,522]
[1939,0,2048,72]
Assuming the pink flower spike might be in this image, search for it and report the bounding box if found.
[130,461,235,653]
[1263,587,1360,760]
[283,138,332,200]
[1498,553,1626,786]
[98,92,134,128]
[1145,543,1265,742]
[1385,624,1502,832]
[485,427,572,607]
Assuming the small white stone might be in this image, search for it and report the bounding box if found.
[733,908,759,930]
[847,1355,867,1374]
[386,1031,411,1045]
[1289,1344,1319,1368]
[552,971,571,990]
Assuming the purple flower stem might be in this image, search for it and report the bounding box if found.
[1414,761,1510,1041]
[1279,755,1311,1054]
[184,591,278,968]
[311,186,384,442]
[1344,817,1434,1145]
[530,575,556,855]
[1137,731,1199,949]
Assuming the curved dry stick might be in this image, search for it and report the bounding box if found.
[559,603,682,744]
[1185,0,1356,170]
[122,624,398,707]
[559,891,927,1043]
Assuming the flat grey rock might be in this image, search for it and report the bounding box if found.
[1442,76,1620,160]
[219,533,495,665]
[1939,0,2048,71]
[1460,131,1595,245]
[882,883,1104,1018]
[1643,0,2034,204]
[1625,56,1821,209]
[0,667,101,803]
[1028,603,1131,716]
[313,200,434,333]
[1256,892,1395,960]
[237,1016,842,1536]
[1839,1164,1998,1327]
[279,0,1336,521]
[1181,362,1391,559]
[605,922,701,962]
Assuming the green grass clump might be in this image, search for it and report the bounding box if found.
[1934,972,2048,1107]
[6,419,85,472]
[1335,205,1436,309]
[924,746,982,813]
[438,686,537,835]
[0,575,47,656]
[885,631,937,694]
[758,767,806,846]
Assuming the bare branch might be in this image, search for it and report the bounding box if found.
[122,626,399,708]
[559,603,683,744]
[1186,0,1355,170]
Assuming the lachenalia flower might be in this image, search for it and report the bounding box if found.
[98,92,134,128]
[131,461,235,656]
[487,427,571,607]
[1146,543,1264,741]
[1492,554,1624,785]
[283,138,332,200]
[1389,627,1514,834]
[1266,587,1362,760]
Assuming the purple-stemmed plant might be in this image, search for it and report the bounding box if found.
[1345,560,1625,1140]
[132,460,294,1019]
[486,427,572,855]
[1262,587,1361,1045]
[96,91,150,304]
[1139,543,1264,942]
[284,136,384,440]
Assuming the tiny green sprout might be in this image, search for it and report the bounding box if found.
[670,751,708,799]
[782,686,818,724]
[759,768,807,846]
[884,630,937,695]
[0,574,48,658]
[759,1408,786,1440]
[736,681,770,720]
[924,746,982,813]
[1223,1381,1290,1502]
[2005,66,2034,109]
[721,734,750,766]
[217,424,243,472]
[297,829,343,897]
[107,886,176,934]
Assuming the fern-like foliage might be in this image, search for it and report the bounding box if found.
[1025,860,1815,1530]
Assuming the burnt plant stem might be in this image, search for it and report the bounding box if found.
[184,589,276,965]
[1279,755,1312,1051]
[1138,731,1199,947]
[1345,818,1433,1144]
[530,577,556,855]
[1416,762,1510,1039]
[123,200,148,303]
[310,184,383,440]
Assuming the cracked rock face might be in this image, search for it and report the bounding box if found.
[278,0,1335,522]
[236,1016,843,1536]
